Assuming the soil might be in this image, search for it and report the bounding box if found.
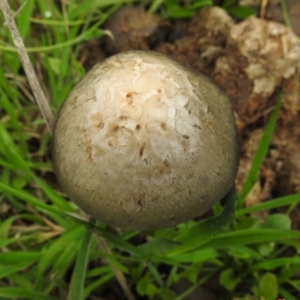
[78,4,300,298]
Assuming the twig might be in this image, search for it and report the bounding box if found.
[0,0,54,134]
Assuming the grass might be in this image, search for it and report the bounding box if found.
[0,0,300,299]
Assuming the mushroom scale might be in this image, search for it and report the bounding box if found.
[52,50,239,230]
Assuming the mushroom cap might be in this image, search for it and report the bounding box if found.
[52,51,239,230]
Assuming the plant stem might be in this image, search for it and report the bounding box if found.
[94,233,136,300]
[0,0,54,134]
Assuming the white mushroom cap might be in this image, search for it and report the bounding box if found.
[52,51,239,230]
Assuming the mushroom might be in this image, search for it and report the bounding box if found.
[52,51,239,230]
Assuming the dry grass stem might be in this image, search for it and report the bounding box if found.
[0,0,55,133]
[260,0,268,18]
[95,234,136,300]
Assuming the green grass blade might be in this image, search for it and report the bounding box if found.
[0,181,140,258]
[0,262,33,279]
[0,237,33,248]
[0,287,56,300]
[0,123,31,176]
[0,181,103,230]
[0,19,107,53]
[68,219,95,300]
[236,192,300,216]
[250,257,300,271]
[1,91,27,153]
[37,226,84,278]
[279,287,298,300]
[0,181,76,220]
[280,0,293,29]
[0,216,19,239]
[16,0,35,38]
[198,228,300,250]
[148,0,164,13]
[0,123,72,210]
[92,0,133,8]
[238,91,283,208]
[84,273,114,299]
[51,240,81,278]
[148,262,164,287]
[0,251,41,264]
[164,187,237,257]
[165,248,218,264]
[6,273,34,290]
[33,176,74,211]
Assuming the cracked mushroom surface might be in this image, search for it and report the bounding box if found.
[52,51,239,230]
